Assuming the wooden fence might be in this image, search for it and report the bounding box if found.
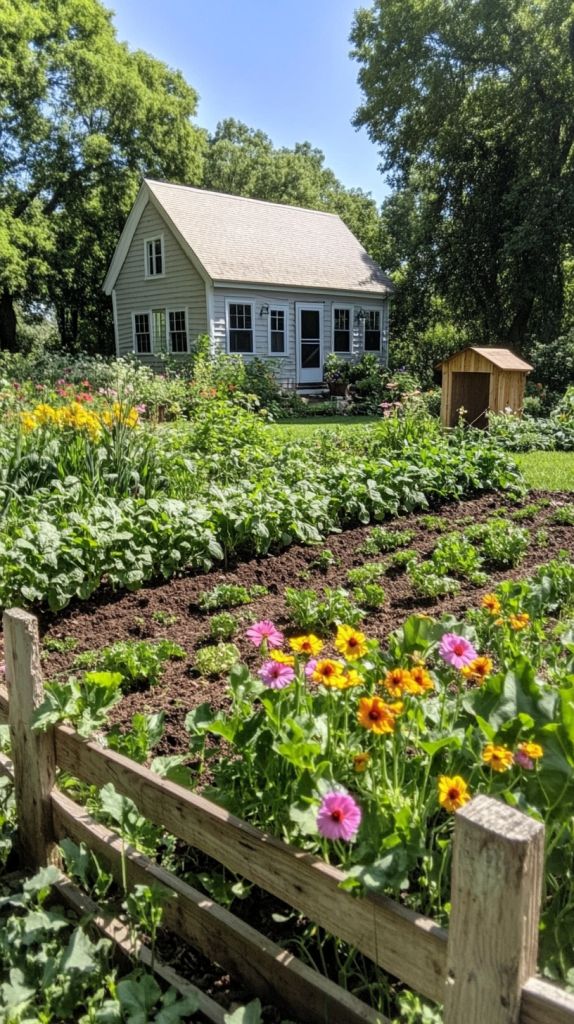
[1,607,573,1024]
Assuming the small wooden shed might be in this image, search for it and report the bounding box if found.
[439,347,533,428]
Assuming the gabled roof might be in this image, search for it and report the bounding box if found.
[440,347,533,372]
[103,179,393,296]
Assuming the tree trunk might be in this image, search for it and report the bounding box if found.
[0,290,17,351]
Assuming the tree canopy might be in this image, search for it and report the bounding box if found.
[0,0,206,350]
[351,0,574,351]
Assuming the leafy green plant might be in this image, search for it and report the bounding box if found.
[33,671,123,737]
[509,503,543,521]
[284,587,363,632]
[366,526,416,552]
[198,583,268,611]
[467,518,530,568]
[387,548,419,570]
[209,611,239,641]
[407,561,461,598]
[41,635,78,654]
[535,527,550,547]
[107,711,165,763]
[552,505,574,525]
[195,643,241,676]
[420,515,450,533]
[347,561,387,586]
[309,548,339,572]
[432,532,487,585]
[151,609,179,626]
[352,583,386,609]
[74,639,186,689]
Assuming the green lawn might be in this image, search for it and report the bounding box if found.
[514,451,574,491]
[269,415,378,441]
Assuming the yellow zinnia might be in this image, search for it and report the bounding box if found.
[438,775,471,812]
[289,634,323,657]
[517,741,543,761]
[482,743,514,772]
[335,625,368,661]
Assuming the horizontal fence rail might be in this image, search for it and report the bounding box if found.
[2,607,574,1024]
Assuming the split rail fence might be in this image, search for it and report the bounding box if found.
[1,607,574,1024]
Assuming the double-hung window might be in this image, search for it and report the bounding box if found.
[364,309,382,351]
[268,305,288,355]
[133,312,152,354]
[145,236,164,277]
[168,309,188,353]
[227,301,254,353]
[333,306,352,352]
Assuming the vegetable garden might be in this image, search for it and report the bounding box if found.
[1,355,574,1023]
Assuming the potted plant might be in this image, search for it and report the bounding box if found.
[323,354,350,397]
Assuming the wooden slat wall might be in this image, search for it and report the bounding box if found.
[440,350,528,425]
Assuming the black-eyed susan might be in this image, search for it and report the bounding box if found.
[382,667,414,698]
[438,775,471,812]
[335,625,368,661]
[289,634,323,657]
[353,752,371,773]
[461,656,493,684]
[509,613,530,631]
[482,743,514,772]
[357,696,403,734]
[482,593,501,616]
[409,665,434,693]
[312,659,346,688]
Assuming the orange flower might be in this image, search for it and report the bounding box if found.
[289,634,323,657]
[482,743,514,772]
[409,665,434,693]
[482,593,501,616]
[382,667,414,697]
[509,613,530,631]
[335,625,368,661]
[438,775,471,812]
[358,696,403,734]
[353,752,371,773]
[312,659,346,688]
[461,656,493,684]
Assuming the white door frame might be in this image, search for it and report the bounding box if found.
[295,302,324,384]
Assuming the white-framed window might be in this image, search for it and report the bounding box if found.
[132,311,152,354]
[268,304,289,355]
[144,235,164,278]
[168,309,189,353]
[364,309,382,351]
[332,305,352,353]
[226,300,254,353]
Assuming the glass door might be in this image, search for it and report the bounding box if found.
[296,303,323,384]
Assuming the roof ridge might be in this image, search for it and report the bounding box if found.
[144,178,343,221]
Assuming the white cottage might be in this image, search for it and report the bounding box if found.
[103,179,393,388]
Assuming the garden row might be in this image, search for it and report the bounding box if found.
[4,549,574,1021]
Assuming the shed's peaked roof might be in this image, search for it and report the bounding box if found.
[104,179,393,295]
[441,347,532,372]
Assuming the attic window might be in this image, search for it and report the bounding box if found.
[145,236,164,277]
[227,302,254,353]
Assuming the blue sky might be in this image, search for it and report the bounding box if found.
[109,0,390,205]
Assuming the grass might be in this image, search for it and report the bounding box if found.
[514,452,574,491]
[268,415,378,440]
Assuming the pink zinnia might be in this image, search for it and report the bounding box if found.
[305,658,318,679]
[258,660,295,689]
[317,792,362,841]
[439,633,478,669]
[514,749,534,770]
[245,620,284,649]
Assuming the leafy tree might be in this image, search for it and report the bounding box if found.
[351,0,574,351]
[0,0,206,351]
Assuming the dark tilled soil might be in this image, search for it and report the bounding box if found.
[32,489,574,759]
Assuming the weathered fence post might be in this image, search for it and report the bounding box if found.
[4,608,58,867]
[444,794,544,1024]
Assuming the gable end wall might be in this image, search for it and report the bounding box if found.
[114,201,208,365]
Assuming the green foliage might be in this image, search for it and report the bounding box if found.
[33,671,123,737]
[309,548,339,572]
[107,712,165,763]
[284,587,363,633]
[73,639,186,689]
[465,519,530,569]
[347,562,387,587]
[195,643,240,676]
[42,635,78,654]
[431,533,487,586]
[407,561,461,599]
[209,612,239,641]
[363,527,416,553]
[352,582,386,609]
[199,583,267,611]
[388,548,419,571]
[351,0,574,348]
[552,505,574,526]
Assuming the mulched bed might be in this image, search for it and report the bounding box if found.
[35,489,574,759]
[5,488,574,1020]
